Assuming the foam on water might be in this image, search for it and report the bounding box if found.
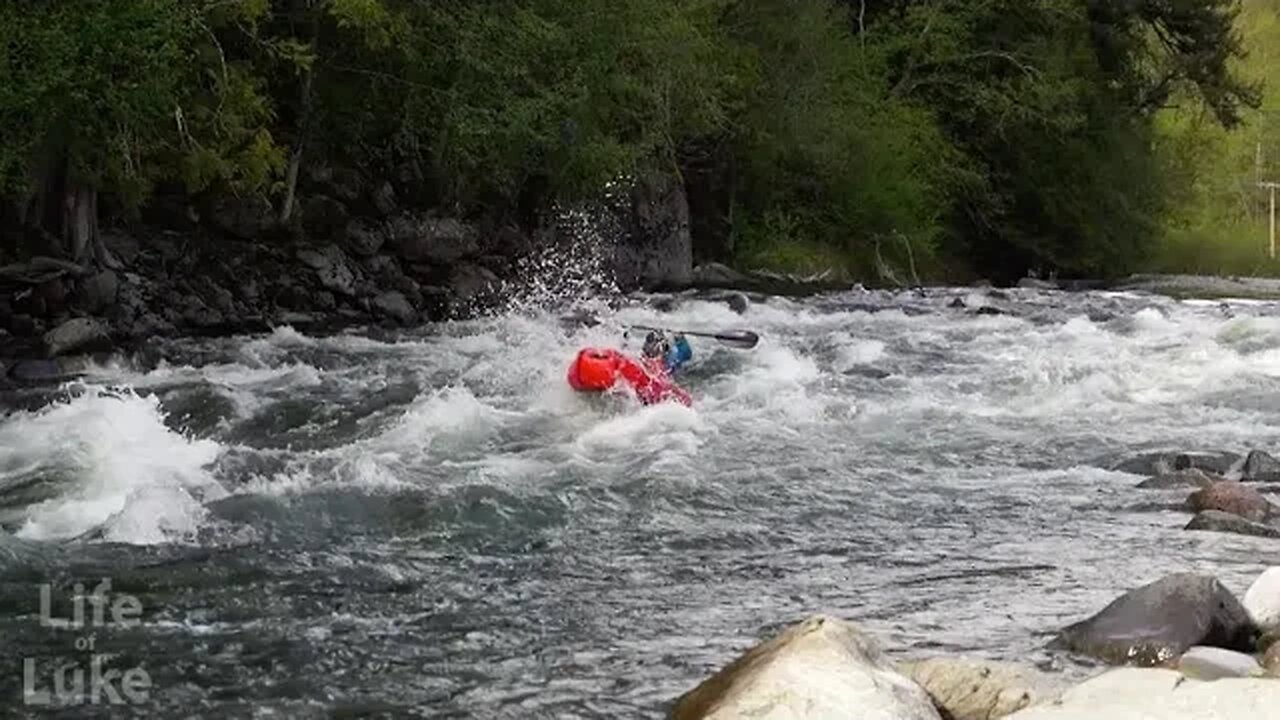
[0,386,226,544]
[10,286,1280,718]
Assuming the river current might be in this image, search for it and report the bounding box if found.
[2,283,1280,718]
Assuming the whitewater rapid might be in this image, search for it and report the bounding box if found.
[3,286,1280,716]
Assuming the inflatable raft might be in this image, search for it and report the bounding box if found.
[566,348,692,406]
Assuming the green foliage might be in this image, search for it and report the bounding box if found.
[1148,0,1280,276]
[0,0,1266,284]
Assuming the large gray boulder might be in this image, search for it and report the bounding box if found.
[296,245,358,297]
[670,615,941,720]
[614,171,692,291]
[1055,573,1257,666]
[391,214,480,265]
[42,318,110,358]
[1184,510,1280,538]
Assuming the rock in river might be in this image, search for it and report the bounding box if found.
[1186,481,1275,523]
[1135,468,1217,489]
[902,657,1065,720]
[1243,567,1280,637]
[1054,573,1257,666]
[1184,510,1280,539]
[670,615,941,720]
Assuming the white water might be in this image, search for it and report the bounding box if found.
[3,286,1280,716]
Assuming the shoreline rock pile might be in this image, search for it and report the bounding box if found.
[672,565,1280,718]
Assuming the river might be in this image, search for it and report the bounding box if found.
[2,284,1279,717]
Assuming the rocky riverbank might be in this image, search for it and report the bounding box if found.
[0,171,867,382]
[672,566,1280,719]
[667,447,1280,719]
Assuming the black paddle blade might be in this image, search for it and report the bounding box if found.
[711,330,760,349]
[627,325,760,349]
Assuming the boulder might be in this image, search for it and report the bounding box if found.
[1136,468,1217,490]
[449,263,498,303]
[1175,646,1263,680]
[1016,277,1058,290]
[1243,568,1280,636]
[372,291,415,325]
[1187,482,1275,523]
[902,657,1065,720]
[614,170,693,291]
[296,245,358,297]
[1111,451,1239,477]
[670,615,941,720]
[1242,450,1280,482]
[1054,573,1258,665]
[391,214,480,265]
[345,219,386,257]
[1184,510,1280,539]
[1002,667,1280,719]
[42,318,110,358]
[76,269,119,313]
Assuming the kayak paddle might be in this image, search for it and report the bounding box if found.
[626,325,760,349]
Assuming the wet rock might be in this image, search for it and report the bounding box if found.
[615,170,692,291]
[1244,568,1280,636]
[902,657,1064,720]
[1001,667,1280,719]
[76,269,119,313]
[691,262,751,288]
[974,306,1005,316]
[670,615,941,720]
[1187,481,1275,523]
[391,214,479,265]
[1017,277,1058,290]
[1112,451,1239,477]
[42,318,110,358]
[1054,573,1258,666]
[449,263,498,302]
[1185,510,1280,538]
[1136,468,1217,489]
[296,245,358,297]
[345,219,385,257]
[949,297,967,308]
[1242,450,1280,482]
[372,291,415,325]
[6,358,84,383]
[1176,646,1263,680]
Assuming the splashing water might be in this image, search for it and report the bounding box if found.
[2,286,1280,717]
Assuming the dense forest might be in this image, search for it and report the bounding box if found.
[0,0,1277,286]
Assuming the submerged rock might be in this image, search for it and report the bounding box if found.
[1002,667,1280,719]
[1185,510,1280,539]
[903,657,1064,720]
[1186,481,1275,523]
[1054,573,1257,666]
[1136,468,1217,489]
[1111,451,1239,477]
[670,615,941,720]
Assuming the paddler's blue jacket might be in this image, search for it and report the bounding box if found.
[664,335,692,373]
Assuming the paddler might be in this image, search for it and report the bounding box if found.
[640,330,692,375]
